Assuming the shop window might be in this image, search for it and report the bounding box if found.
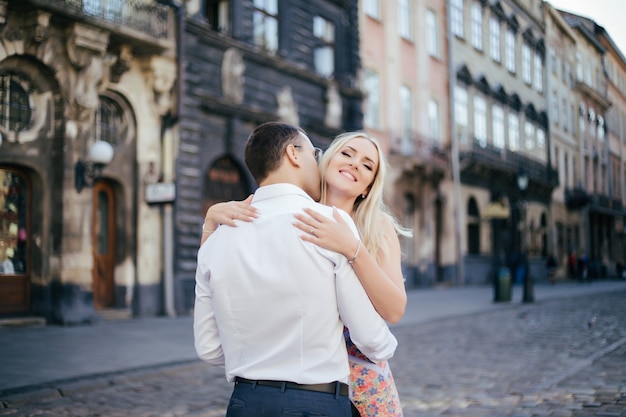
[0,169,28,275]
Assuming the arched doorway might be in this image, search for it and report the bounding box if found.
[202,156,250,215]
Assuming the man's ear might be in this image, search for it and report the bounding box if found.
[285,144,301,167]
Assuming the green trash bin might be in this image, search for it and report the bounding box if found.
[495,266,512,302]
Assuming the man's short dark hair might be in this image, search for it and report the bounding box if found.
[245,121,305,183]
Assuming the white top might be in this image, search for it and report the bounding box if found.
[194,183,397,384]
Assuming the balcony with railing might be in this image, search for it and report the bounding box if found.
[390,132,449,168]
[459,138,558,197]
[25,0,175,52]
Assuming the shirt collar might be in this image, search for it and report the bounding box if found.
[252,183,314,203]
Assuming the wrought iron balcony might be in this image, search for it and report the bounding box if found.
[25,0,175,51]
[390,132,449,167]
[459,138,558,197]
[564,187,590,210]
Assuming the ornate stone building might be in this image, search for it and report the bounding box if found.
[0,0,178,323]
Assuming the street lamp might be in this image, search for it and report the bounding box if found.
[75,140,114,193]
[517,169,534,303]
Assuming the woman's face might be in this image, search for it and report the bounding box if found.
[325,137,379,199]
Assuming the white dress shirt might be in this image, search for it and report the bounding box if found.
[194,183,397,384]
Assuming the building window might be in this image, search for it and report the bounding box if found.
[467,197,480,255]
[428,99,440,141]
[455,86,469,144]
[426,9,438,57]
[552,91,559,125]
[588,108,596,139]
[489,17,500,62]
[253,0,278,54]
[471,2,482,50]
[400,85,413,152]
[0,168,28,275]
[524,121,535,150]
[451,0,464,38]
[598,116,605,140]
[492,105,504,149]
[363,69,380,128]
[205,0,230,33]
[0,74,32,133]
[363,0,379,19]
[522,43,531,84]
[549,47,556,73]
[398,0,411,39]
[579,103,586,135]
[585,61,593,87]
[505,29,515,73]
[533,52,543,92]
[536,127,545,149]
[562,98,568,131]
[508,113,519,151]
[576,52,583,81]
[202,157,250,215]
[95,95,128,147]
[313,16,335,78]
[473,95,487,147]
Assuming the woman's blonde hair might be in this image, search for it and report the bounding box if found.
[319,132,411,264]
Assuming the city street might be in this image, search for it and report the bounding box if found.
[0,283,624,417]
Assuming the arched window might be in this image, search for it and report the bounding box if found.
[0,73,33,133]
[467,197,480,255]
[202,156,249,215]
[95,94,131,147]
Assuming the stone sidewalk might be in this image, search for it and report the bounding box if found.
[1,281,625,416]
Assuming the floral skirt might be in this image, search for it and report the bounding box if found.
[348,354,403,417]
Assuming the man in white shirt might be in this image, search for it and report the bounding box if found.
[194,122,397,417]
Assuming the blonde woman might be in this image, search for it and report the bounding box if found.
[201,132,410,417]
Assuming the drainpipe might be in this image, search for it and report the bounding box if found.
[447,0,464,285]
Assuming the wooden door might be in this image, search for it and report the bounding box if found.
[92,181,115,309]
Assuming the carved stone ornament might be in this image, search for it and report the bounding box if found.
[66,24,114,123]
[110,44,132,83]
[324,81,342,129]
[221,48,245,104]
[149,55,176,116]
[277,86,299,126]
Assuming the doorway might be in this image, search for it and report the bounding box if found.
[92,181,115,309]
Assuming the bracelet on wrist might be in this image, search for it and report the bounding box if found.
[348,240,362,265]
[202,222,217,234]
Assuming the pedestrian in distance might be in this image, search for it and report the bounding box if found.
[203,130,411,417]
[194,122,398,417]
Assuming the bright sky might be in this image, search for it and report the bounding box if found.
[547,0,626,58]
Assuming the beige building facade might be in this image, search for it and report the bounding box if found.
[359,0,454,286]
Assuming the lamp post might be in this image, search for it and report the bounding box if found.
[75,141,114,193]
[517,170,534,303]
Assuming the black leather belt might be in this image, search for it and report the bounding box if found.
[235,377,349,396]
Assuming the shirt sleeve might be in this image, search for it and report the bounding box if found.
[333,214,398,362]
[193,246,225,366]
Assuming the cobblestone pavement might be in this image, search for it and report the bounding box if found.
[1,290,624,417]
